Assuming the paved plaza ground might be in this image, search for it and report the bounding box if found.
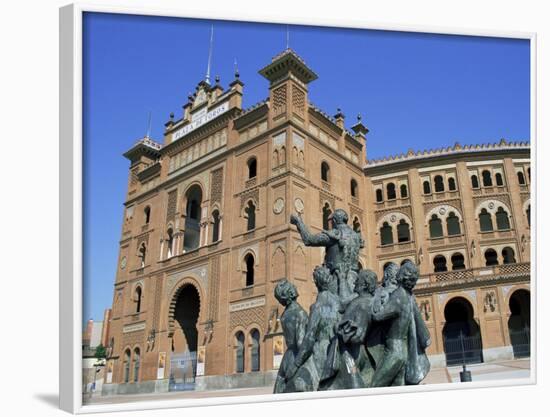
[84,358,531,406]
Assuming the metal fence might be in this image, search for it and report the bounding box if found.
[444,333,483,366]
[169,351,197,392]
[509,328,530,358]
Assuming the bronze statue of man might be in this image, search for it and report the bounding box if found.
[320,269,378,390]
[370,261,429,387]
[290,209,363,303]
[273,279,316,393]
[285,265,341,390]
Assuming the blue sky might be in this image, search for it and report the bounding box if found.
[82,12,530,324]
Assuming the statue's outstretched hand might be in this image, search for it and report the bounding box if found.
[290,213,301,226]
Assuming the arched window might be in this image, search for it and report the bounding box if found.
[434,175,444,192]
[138,243,146,268]
[247,158,257,179]
[166,228,174,258]
[429,214,443,238]
[133,348,140,382]
[250,329,260,372]
[482,170,493,187]
[386,183,396,200]
[526,205,531,227]
[144,206,151,224]
[380,222,393,245]
[451,253,465,270]
[135,286,142,313]
[353,217,361,233]
[183,185,203,251]
[322,203,332,230]
[495,173,504,186]
[485,249,498,266]
[502,247,516,264]
[212,210,221,242]
[375,189,383,202]
[479,209,493,232]
[397,219,411,243]
[350,179,358,197]
[496,207,511,230]
[123,349,131,383]
[235,332,245,373]
[517,171,526,185]
[446,212,461,236]
[448,177,456,191]
[423,180,431,195]
[433,255,447,273]
[321,161,330,182]
[400,184,408,198]
[245,254,255,287]
[245,201,256,231]
[471,174,479,188]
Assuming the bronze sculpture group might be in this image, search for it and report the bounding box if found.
[274,209,430,393]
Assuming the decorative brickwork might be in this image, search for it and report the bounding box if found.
[166,190,177,222]
[292,85,305,116]
[229,306,266,333]
[272,84,287,114]
[210,168,224,204]
[208,256,221,321]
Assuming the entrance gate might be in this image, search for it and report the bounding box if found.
[443,332,483,366]
[168,351,197,391]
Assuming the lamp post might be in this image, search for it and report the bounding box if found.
[459,331,472,382]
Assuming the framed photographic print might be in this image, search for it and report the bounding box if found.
[60,2,535,414]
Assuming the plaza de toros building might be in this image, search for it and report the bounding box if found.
[100,49,531,395]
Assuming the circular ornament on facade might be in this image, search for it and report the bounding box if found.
[294,198,304,214]
[120,256,127,270]
[488,202,495,210]
[390,214,397,223]
[438,207,446,216]
[273,198,285,214]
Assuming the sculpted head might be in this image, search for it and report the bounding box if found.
[355,269,377,295]
[382,262,399,287]
[274,279,298,306]
[329,209,349,228]
[313,265,332,292]
[397,261,419,291]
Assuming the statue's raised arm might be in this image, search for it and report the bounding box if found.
[290,213,332,247]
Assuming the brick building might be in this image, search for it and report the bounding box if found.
[100,49,531,395]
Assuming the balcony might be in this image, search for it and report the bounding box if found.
[374,197,410,211]
[429,234,466,247]
[471,185,507,196]
[378,240,415,254]
[479,229,514,240]
[422,190,460,202]
[418,262,530,287]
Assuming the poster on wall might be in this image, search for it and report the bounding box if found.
[196,346,206,377]
[157,352,166,380]
[273,336,284,370]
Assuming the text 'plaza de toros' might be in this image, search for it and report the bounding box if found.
[99,49,531,396]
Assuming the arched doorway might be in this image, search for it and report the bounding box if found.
[169,284,200,391]
[183,185,202,252]
[442,297,483,366]
[508,289,530,358]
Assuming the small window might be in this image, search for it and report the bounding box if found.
[245,254,255,287]
[247,158,257,179]
[235,332,245,373]
[429,215,443,238]
[250,329,260,372]
[433,255,447,273]
[495,173,504,186]
[212,210,221,242]
[471,174,479,188]
[482,170,493,187]
[386,183,396,200]
[375,189,383,202]
[527,167,531,181]
[138,243,147,268]
[400,184,408,198]
[322,203,332,230]
[133,348,140,382]
[144,206,151,224]
[123,349,131,383]
[446,212,461,236]
[502,247,516,264]
[526,205,531,227]
[321,162,330,182]
[517,171,526,185]
[434,175,444,192]
[479,209,493,232]
[245,201,256,231]
[485,249,498,266]
[448,177,456,191]
[380,222,393,245]
[135,286,142,313]
[166,228,174,258]
[451,253,465,270]
[397,219,411,243]
[496,207,511,230]
[350,179,358,198]
[423,180,431,195]
[353,217,361,233]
